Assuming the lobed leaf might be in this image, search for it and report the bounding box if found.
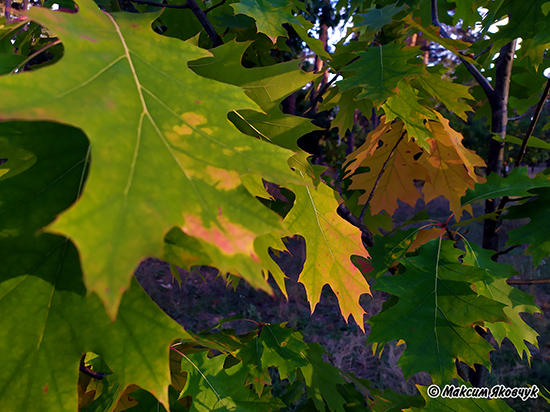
[0,1,299,316]
[284,171,371,330]
[338,43,426,106]
[463,243,541,360]
[368,239,507,383]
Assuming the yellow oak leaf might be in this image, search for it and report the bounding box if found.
[419,114,486,213]
[285,172,371,330]
[344,119,427,215]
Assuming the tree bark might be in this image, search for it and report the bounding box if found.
[309,23,329,115]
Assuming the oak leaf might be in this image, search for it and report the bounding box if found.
[344,119,426,215]
[0,1,298,317]
[284,172,371,329]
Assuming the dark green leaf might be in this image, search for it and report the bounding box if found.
[368,239,507,383]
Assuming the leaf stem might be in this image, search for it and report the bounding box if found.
[359,131,405,220]
[130,0,190,8]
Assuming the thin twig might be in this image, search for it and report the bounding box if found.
[509,107,535,122]
[491,245,520,259]
[9,39,62,74]
[507,278,550,285]
[359,131,405,220]
[514,76,550,168]
[204,0,225,14]
[492,77,550,214]
[473,44,491,59]
[431,0,494,99]
[302,71,339,116]
[302,57,359,116]
[130,0,190,8]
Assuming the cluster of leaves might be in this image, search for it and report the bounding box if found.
[1,0,550,410]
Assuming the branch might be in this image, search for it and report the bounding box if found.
[130,0,190,8]
[204,0,225,13]
[359,131,405,220]
[514,76,550,168]
[185,0,223,47]
[129,0,223,47]
[507,278,550,285]
[431,0,494,99]
[337,203,374,248]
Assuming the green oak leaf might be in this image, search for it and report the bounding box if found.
[188,40,317,114]
[368,239,507,383]
[180,351,284,411]
[0,1,299,317]
[410,385,514,411]
[495,134,550,149]
[0,137,37,181]
[239,324,309,383]
[463,242,541,360]
[284,172,371,330]
[369,386,424,411]
[488,0,550,48]
[403,15,476,64]
[231,0,300,43]
[0,18,27,74]
[358,228,418,279]
[320,87,373,134]
[157,0,204,41]
[300,343,348,412]
[0,122,89,238]
[291,15,331,60]
[338,43,426,106]
[355,3,408,34]
[0,233,189,412]
[505,187,550,267]
[188,39,318,175]
[460,167,550,209]
[382,80,436,150]
[414,69,474,121]
[229,109,320,151]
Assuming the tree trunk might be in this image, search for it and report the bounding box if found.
[482,40,516,253]
[309,23,329,115]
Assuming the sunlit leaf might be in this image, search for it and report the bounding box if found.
[0,1,299,316]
